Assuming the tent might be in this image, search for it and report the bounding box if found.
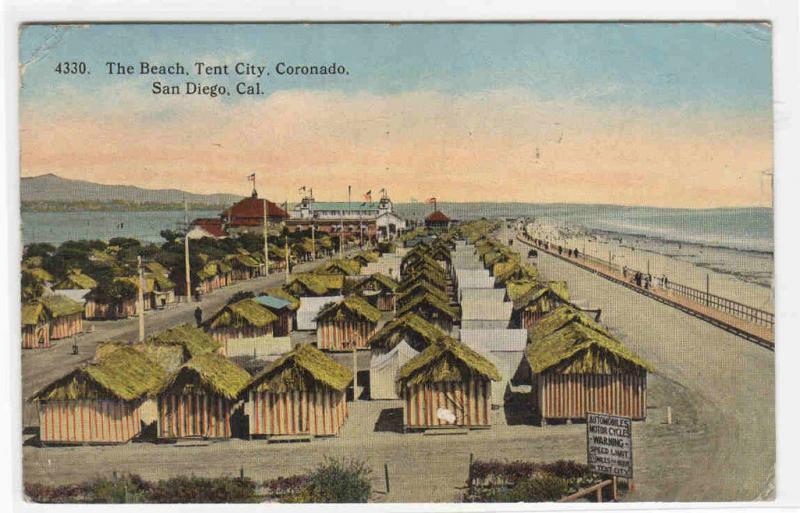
[460,329,528,405]
[459,288,506,304]
[460,300,513,330]
[296,295,344,331]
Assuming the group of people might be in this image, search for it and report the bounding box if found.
[622,266,669,290]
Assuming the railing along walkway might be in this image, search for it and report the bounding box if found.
[517,234,774,350]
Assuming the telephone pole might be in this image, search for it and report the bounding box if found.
[183,197,192,303]
[263,198,270,275]
[137,256,146,342]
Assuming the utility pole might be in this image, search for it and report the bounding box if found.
[137,255,145,342]
[339,190,345,258]
[352,334,358,401]
[183,197,192,304]
[284,201,290,284]
[263,198,270,275]
[311,221,316,261]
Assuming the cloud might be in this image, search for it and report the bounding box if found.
[20,84,772,208]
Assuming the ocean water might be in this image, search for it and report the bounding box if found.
[21,210,220,246]
[21,205,773,255]
[396,203,773,254]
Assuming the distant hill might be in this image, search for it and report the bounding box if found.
[21,173,243,206]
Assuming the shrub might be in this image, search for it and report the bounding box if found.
[25,482,89,503]
[298,457,372,503]
[263,475,310,498]
[86,474,150,503]
[497,473,570,502]
[146,475,257,503]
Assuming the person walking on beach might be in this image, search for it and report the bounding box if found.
[663,275,669,288]
[574,248,579,259]
[194,306,203,327]
[635,272,642,287]
[623,266,628,279]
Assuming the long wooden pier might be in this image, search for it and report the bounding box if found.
[515,233,774,350]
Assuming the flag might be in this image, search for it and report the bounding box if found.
[363,190,372,201]
[248,173,256,182]
[426,197,437,204]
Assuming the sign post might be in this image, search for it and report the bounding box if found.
[587,412,633,490]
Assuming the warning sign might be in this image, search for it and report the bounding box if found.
[586,412,633,478]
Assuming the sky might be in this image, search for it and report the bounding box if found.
[19,23,773,207]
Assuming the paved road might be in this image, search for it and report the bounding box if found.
[507,227,775,501]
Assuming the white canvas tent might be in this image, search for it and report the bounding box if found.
[460,300,513,330]
[460,288,506,304]
[296,295,343,331]
[460,329,528,405]
[454,269,494,295]
[369,341,419,400]
[225,336,292,358]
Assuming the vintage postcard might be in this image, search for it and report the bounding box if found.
[18,22,774,504]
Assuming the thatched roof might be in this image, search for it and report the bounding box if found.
[54,271,98,290]
[96,341,185,374]
[368,312,446,351]
[353,251,380,265]
[508,280,570,311]
[21,302,46,326]
[229,253,261,268]
[39,294,84,318]
[398,335,500,388]
[354,273,399,294]
[263,287,301,310]
[206,298,278,329]
[148,272,176,290]
[116,276,155,293]
[313,259,361,276]
[493,259,538,285]
[526,306,653,374]
[397,293,459,320]
[159,353,251,400]
[396,278,448,299]
[244,343,353,394]
[401,266,447,290]
[288,273,345,296]
[25,267,55,283]
[396,281,449,309]
[315,294,382,323]
[145,262,170,276]
[31,345,166,402]
[148,324,222,359]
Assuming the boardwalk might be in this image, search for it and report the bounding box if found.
[516,233,774,348]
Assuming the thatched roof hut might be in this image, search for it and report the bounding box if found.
[38,294,84,319]
[397,293,459,332]
[54,271,98,290]
[396,278,448,301]
[507,280,570,329]
[368,312,445,352]
[352,273,399,294]
[148,324,222,361]
[492,260,538,285]
[245,343,353,395]
[398,336,500,388]
[243,344,352,437]
[286,273,345,297]
[159,353,251,400]
[156,353,251,439]
[206,299,278,331]
[526,306,652,423]
[313,259,361,276]
[31,345,167,444]
[315,295,382,351]
[398,336,500,429]
[32,345,166,402]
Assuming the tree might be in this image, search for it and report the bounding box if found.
[23,243,55,259]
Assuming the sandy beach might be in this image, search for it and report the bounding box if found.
[525,220,773,312]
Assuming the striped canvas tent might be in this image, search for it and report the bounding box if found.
[156,353,251,439]
[398,336,500,431]
[204,298,278,355]
[30,345,165,445]
[315,295,382,351]
[243,344,353,438]
[526,306,653,424]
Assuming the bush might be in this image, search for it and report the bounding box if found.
[289,457,371,503]
[495,473,569,502]
[86,474,150,503]
[147,475,257,503]
[263,475,310,498]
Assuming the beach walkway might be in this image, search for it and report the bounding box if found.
[515,233,774,349]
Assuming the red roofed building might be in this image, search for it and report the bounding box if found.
[424,210,452,230]
[188,218,228,239]
[222,192,289,236]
